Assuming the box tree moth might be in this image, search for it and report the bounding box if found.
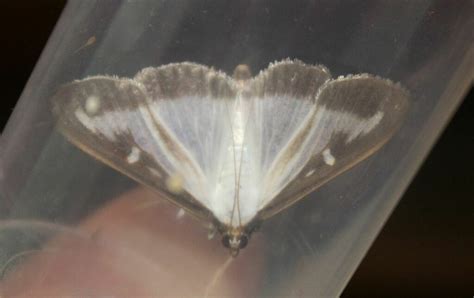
[51,59,409,256]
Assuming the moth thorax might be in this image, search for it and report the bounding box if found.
[233,64,252,81]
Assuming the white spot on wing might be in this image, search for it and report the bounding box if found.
[127,146,140,164]
[322,148,335,166]
[305,169,315,177]
[147,167,162,178]
[85,95,100,115]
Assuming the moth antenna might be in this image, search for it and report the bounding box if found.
[235,97,254,227]
[203,256,234,298]
[235,101,243,227]
[223,98,239,225]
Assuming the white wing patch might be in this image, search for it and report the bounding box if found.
[73,109,136,141]
[321,109,384,143]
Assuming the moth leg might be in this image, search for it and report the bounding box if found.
[207,223,218,240]
[175,208,186,220]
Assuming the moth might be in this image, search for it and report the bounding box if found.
[51,59,409,256]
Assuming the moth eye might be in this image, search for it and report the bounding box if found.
[222,235,231,248]
[239,235,248,249]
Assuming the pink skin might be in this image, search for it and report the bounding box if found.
[0,187,265,297]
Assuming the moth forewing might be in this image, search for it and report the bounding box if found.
[256,74,409,220]
[51,76,215,223]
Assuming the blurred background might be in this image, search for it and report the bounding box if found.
[0,2,472,296]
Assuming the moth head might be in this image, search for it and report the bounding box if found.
[232,64,251,81]
[221,228,249,257]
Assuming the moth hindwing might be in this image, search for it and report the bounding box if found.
[52,59,409,255]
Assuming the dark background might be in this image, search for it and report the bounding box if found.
[1,2,472,296]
